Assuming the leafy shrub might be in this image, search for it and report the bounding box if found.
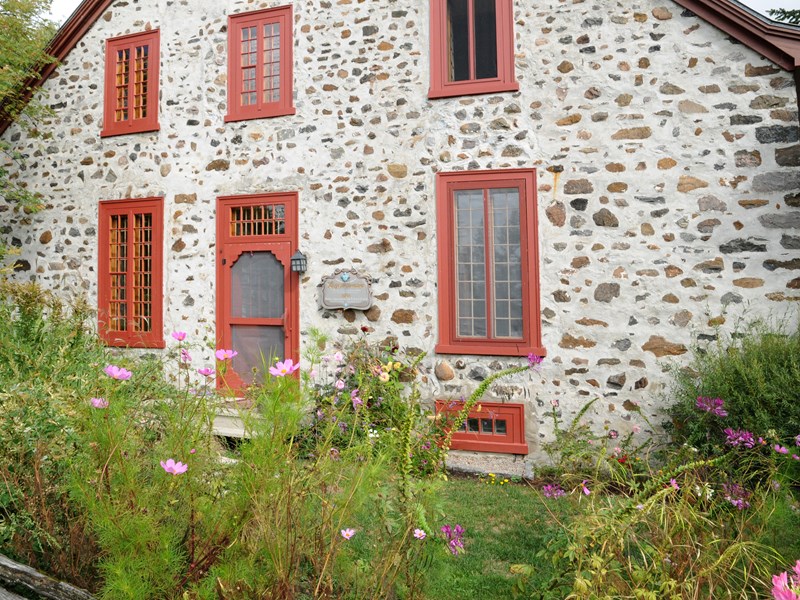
[668,319,800,454]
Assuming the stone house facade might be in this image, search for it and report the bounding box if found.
[1,0,799,474]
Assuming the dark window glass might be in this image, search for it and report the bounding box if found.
[474,0,497,79]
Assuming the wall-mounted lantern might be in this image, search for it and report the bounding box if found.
[290,250,308,273]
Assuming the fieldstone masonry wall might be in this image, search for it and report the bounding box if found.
[2,0,799,475]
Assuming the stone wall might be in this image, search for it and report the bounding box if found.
[2,0,798,475]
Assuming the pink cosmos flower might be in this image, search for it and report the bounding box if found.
[181,348,192,363]
[269,358,301,377]
[160,458,188,475]
[632,424,641,434]
[335,379,346,390]
[581,480,591,496]
[333,351,344,363]
[771,561,800,600]
[340,528,356,540]
[104,364,132,380]
[197,367,215,378]
[775,444,789,455]
[171,331,187,341]
[670,478,680,491]
[527,353,544,367]
[413,528,427,540]
[215,349,238,361]
[90,397,109,409]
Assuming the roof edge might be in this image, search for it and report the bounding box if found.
[0,0,114,136]
[672,0,800,70]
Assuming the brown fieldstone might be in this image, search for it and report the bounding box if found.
[787,278,800,290]
[559,333,596,349]
[557,114,582,126]
[576,317,608,327]
[634,377,648,389]
[39,231,52,244]
[638,58,650,68]
[585,87,601,99]
[776,145,800,167]
[699,84,721,93]
[205,159,230,171]
[679,100,708,113]
[665,265,683,278]
[745,63,780,77]
[557,60,574,73]
[678,176,709,193]
[367,238,393,253]
[662,293,680,303]
[434,361,455,381]
[672,310,693,327]
[660,82,685,95]
[364,305,381,322]
[633,12,647,22]
[387,163,408,178]
[571,256,590,269]
[594,282,620,302]
[343,309,356,323]
[607,373,627,389]
[750,95,788,110]
[593,208,619,227]
[681,278,697,287]
[657,157,677,169]
[606,163,625,172]
[708,316,726,326]
[565,179,593,194]
[694,257,724,273]
[607,182,628,193]
[553,290,571,302]
[172,239,186,252]
[546,202,566,227]
[391,309,415,324]
[697,218,721,233]
[616,93,633,107]
[642,335,688,357]
[175,193,197,204]
[641,223,655,235]
[652,6,672,19]
[735,149,762,168]
[612,127,652,140]
[734,278,764,288]
[739,199,769,209]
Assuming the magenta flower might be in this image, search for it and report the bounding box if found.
[181,348,192,363]
[527,353,544,367]
[723,482,751,511]
[215,349,238,361]
[269,358,301,377]
[771,560,800,600]
[795,434,800,447]
[335,379,345,390]
[670,478,680,491]
[104,364,132,380]
[197,367,215,378]
[171,331,187,341]
[351,389,363,409]
[160,459,188,475]
[542,484,566,499]
[340,528,356,540]
[90,397,109,409]
[775,444,789,455]
[333,351,344,362]
[581,480,591,496]
[441,524,465,555]
[724,428,755,448]
[413,528,427,540]
[695,396,728,417]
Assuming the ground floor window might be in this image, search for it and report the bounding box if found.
[436,400,528,454]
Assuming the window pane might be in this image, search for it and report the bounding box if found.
[491,188,523,339]
[455,190,486,337]
[474,0,498,79]
[230,251,284,319]
[495,419,507,435]
[231,325,284,384]
[446,0,470,81]
[467,418,480,433]
[480,418,493,434]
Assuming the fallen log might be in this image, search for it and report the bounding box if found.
[0,554,94,600]
[0,586,27,600]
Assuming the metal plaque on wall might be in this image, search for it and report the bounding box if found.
[319,269,374,310]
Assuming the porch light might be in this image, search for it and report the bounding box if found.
[290,250,308,273]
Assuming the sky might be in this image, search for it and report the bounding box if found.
[46,0,793,23]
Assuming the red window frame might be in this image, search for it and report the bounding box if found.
[436,401,528,454]
[436,169,544,357]
[101,30,160,137]
[428,0,518,99]
[97,197,164,348]
[225,6,295,122]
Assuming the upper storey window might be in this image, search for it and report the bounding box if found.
[429,0,518,99]
[101,30,160,137]
[226,6,295,122]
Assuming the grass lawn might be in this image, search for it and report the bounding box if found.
[427,474,578,600]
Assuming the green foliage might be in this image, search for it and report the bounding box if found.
[768,8,800,24]
[668,320,800,454]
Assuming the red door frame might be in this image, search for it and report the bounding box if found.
[216,192,299,392]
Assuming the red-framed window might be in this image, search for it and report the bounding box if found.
[225,6,295,122]
[436,401,528,454]
[98,198,164,348]
[101,30,160,137]
[428,0,518,99]
[436,169,544,357]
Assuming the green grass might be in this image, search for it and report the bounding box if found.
[427,475,578,600]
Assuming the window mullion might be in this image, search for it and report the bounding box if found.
[256,20,264,112]
[467,0,476,81]
[483,187,493,340]
[124,210,135,335]
[126,44,135,129]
